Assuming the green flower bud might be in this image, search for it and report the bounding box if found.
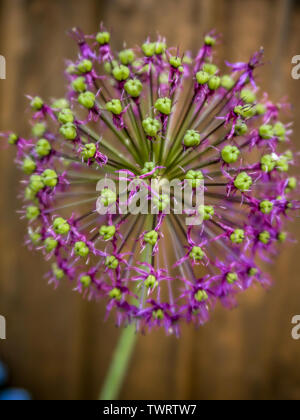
[202,63,218,75]
[256,103,266,115]
[261,154,276,172]
[234,172,253,191]
[142,117,161,137]
[31,96,44,111]
[276,156,289,172]
[273,122,286,142]
[226,272,238,284]
[52,98,69,110]
[259,231,270,244]
[259,124,274,140]
[194,290,208,302]
[112,64,130,81]
[155,42,166,55]
[169,56,182,68]
[185,170,204,188]
[154,97,172,115]
[32,122,46,138]
[35,138,51,158]
[106,257,119,270]
[81,143,96,161]
[104,61,113,74]
[241,104,257,119]
[8,133,18,145]
[189,246,205,261]
[204,35,216,46]
[144,230,158,246]
[196,70,210,85]
[277,232,287,242]
[119,49,135,65]
[124,79,143,97]
[77,59,93,73]
[234,120,248,136]
[152,309,164,320]
[183,129,200,147]
[96,31,110,45]
[105,99,123,115]
[260,200,273,214]
[208,75,221,90]
[145,274,158,289]
[80,275,92,288]
[52,263,64,280]
[59,122,77,140]
[221,75,235,90]
[26,205,40,220]
[29,231,42,245]
[42,169,58,188]
[198,205,214,220]
[99,225,116,240]
[286,177,297,192]
[72,76,87,93]
[78,91,95,109]
[141,162,157,176]
[74,241,89,258]
[240,89,256,104]
[29,174,44,193]
[249,268,258,277]
[283,150,293,162]
[230,229,245,244]
[153,194,170,211]
[221,145,240,164]
[22,157,36,175]
[25,187,36,201]
[44,237,58,253]
[100,189,117,207]
[58,108,74,124]
[142,42,156,57]
[53,217,70,235]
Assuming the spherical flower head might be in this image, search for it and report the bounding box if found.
[105,99,123,115]
[106,257,119,270]
[196,71,211,85]
[234,120,248,136]
[144,230,158,246]
[35,139,51,158]
[145,275,158,289]
[234,172,253,191]
[142,118,161,137]
[142,42,156,57]
[112,65,130,81]
[32,122,46,138]
[96,31,110,45]
[198,205,214,220]
[183,130,200,147]
[230,229,245,244]
[77,59,93,74]
[221,145,240,164]
[119,49,135,65]
[240,89,256,104]
[208,75,221,91]
[259,231,270,244]
[99,225,116,241]
[72,76,87,93]
[100,189,116,207]
[259,124,274,140]
[44,237,58,253]
[226,272,238,284]
[194,290,208,302]
[42,169,58,188]
[26,205,40,221]
[22,157,36,175]
[60,123,77,140]
[154,97,172,115]
[74,241,89,258]
[58,109,74,124]
[260,200,273,214]
[53,217,70,236]
[261,154,276,173]
[273,122,286,142]
[185,170,203,188]
[81,143,96,161]
[78,91,95,109]
[31,96,44,111]
[189,246,204,261]
[124,79,143,98]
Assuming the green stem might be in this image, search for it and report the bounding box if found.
[99,324,137,400]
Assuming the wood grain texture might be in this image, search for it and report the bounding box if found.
[0,0,299,400]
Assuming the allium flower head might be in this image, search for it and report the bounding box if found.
[3,24,299,335]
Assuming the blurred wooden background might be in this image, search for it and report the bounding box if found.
[0,0,300,400]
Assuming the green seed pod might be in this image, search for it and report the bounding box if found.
[144,230,158,246]
[42,169,58,188]
[154,97,172,115]
[77,59,93,73]
[78,91,95,109]
[105,99,123,115]
[234,172,253,191]
[183,130,200,147]
[112,65,130,81]
[60,123,77,140]
[96,31,110,45]
[119,49,135,65]
[124,79,143,97]
[189,246,205,261]
[99,225,116,241]
[185,170,204,188]
[221,145,240,164]
[196,70,210,85]
[58,108,74,124]
[142,117,161,137]
[230,229,245,244]
[22,157,36,175]
[260,200,273,214]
